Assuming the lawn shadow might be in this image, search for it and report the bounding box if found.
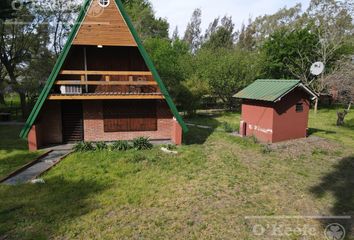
[310,155,354,238]
[0,176,108,239]
[308,128,337,136]
[183,116,221,145]
[0,151,42,179]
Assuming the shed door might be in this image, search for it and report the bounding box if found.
[61,101,84,142]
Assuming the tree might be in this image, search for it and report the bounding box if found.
[123,0,169,40]
[261,27,320,81]
[0,64,6,104]
[195,48,261,109]
[37,0,80,57]
[239,4,303,47]
[0,0,16,21]
[237,19,256,51]
[202,16,236,50]
[0,0,17,105]
[172,26,180,42]
[303,0,354,113]
[184,8,202,53]
[0,6,50,117]
[324,59,354,125]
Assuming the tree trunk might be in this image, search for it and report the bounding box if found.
[0,92,5,105]
[18,92,28,120]
[347,102,352,111]
[336,110,348,126]
[314,98,319,114]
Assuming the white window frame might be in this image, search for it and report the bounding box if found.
[98,0,110,8]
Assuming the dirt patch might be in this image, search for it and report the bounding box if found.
[267,136,341,158]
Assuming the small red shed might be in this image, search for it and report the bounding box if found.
[234,80,318,143]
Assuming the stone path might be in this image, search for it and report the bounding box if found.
[3,149,71,185]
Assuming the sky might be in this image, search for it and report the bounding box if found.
[149,0,311,37]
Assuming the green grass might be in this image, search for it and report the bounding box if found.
[0,109,353,239]
[0,94,21,108]
[308,107,354,146]
[0,125,42,179]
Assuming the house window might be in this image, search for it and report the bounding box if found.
[98,0,110,7]
[296,102,304,112]
[103,100,157,132]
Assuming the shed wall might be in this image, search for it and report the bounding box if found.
[272,89,310,142]
[241,101,274,143]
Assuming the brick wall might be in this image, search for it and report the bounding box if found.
[28,101,62,150]
[83,100,177,142]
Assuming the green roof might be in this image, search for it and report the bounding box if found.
[234,79,317,102]
[20,0,188,139]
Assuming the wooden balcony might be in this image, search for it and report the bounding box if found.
[48,93,164,100]
[51,70,163,100]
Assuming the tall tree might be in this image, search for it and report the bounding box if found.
[261,27,320,82]
[324,58,354,125]
[0,6,50,117]
[194,48,260,109]
[240,4,303,47]
[304,0,354,112]
[172,26,180,42]
[237,19,256,50]
[203,16,236,50]
[184,8,202,53]
[36,0,80,57]
[204,17,219,41]
[0,0,17,105]
[123,0,169,40]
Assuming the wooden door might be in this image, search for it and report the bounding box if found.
[61,101,84,142]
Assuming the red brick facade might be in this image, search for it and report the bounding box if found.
[83,100,176,142]
[28,100,183,150]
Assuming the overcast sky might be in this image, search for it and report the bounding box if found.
[149,0,311,37]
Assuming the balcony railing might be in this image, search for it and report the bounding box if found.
[49,70,164,100]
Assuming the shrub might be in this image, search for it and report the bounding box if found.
[132,137,153,150]
[222,122,235,133]
[111,140,131,151]
[261,144,272,154]
[95,141,108,151]
[73,141,95,152]
[167,144,177,150]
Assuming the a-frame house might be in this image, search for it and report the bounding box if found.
[20,0,188,151]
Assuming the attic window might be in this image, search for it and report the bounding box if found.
[98,0,110,7]
[296,103,304,112]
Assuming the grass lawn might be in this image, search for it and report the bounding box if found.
[0,125,43,180]
[0,109,353,239]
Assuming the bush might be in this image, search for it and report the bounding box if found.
[167,144,177,150]
[111,140,131,151]
[73,141,95,152]
[222,122,235,133]
[132,137,153,150]
[95,141,108,151]
[261,144,272,154]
